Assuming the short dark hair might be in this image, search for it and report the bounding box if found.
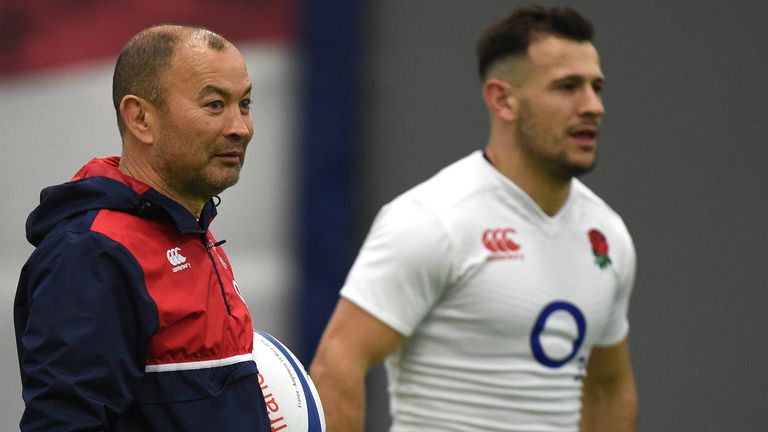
[475,5,594,79]
[112,24,227,135]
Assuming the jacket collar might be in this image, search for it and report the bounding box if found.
[26,157,218,245]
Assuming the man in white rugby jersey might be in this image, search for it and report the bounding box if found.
[310,4,637,431]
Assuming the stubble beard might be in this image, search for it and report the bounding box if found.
[154,132,243,203]
[515,103,596,181]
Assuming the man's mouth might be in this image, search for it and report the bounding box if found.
[569,126,599,146]
[214,150,243,164]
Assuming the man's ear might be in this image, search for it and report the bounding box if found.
[482,78,518,123]
[120,95,155,144]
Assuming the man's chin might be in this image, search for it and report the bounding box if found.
[559,159,596,179]
[204,171,241,196]
[571,163,596,178]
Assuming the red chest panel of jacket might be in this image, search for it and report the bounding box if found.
[91,209,253,370]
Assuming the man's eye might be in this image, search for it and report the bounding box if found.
[240,99,252,111]
[206,100,224,110]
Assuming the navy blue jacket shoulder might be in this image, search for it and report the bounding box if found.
[14,157,270,431]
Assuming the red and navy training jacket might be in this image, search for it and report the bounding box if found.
[14,157,271,431]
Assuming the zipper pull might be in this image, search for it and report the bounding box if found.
[207,239,227,250]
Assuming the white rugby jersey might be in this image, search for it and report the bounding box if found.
[341,150,636,432]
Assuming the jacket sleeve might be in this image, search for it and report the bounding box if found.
[14,230,158,431]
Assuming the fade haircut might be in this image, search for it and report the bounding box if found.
[112,24,228,136]
[475,5,594,80]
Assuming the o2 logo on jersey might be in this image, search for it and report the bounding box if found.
[529,301,586,369]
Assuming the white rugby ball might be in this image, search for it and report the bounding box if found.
[252,330,326,432]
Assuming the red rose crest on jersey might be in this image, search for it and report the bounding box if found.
[588,228,612,269]
[482,228,524,260]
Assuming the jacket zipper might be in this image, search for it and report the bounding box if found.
[203,235,232,316]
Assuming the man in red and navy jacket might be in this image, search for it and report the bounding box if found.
[14,25,271,431]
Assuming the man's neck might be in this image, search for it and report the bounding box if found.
[119,153,205,218]
[484,146,571,217]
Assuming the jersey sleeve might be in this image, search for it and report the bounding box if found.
[14,231,158,430]
[594,223,637,346]
[341,200,455,337]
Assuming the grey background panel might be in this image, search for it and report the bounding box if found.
[357,1,768,431]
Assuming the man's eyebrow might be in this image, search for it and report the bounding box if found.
[552,74,605,85]
[197,84,252,100]
[197,85,231,100]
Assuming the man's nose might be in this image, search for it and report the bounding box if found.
[226,106,252,140]
[580,87,605,118]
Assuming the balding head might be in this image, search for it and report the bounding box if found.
[112,25,230,136]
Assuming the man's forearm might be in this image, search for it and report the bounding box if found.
[311,355,368,432]
[580,374,637,431]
